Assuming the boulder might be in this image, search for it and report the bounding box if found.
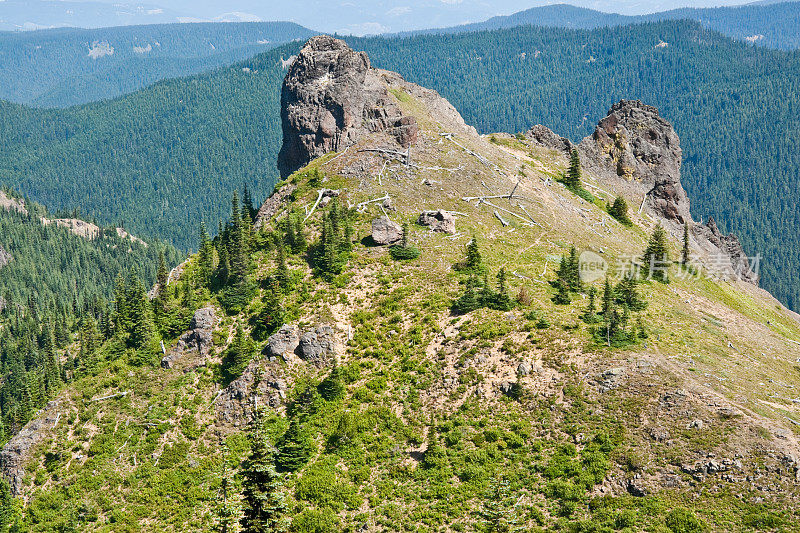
[296,325,339,367]
[161,306,217,369]
[371,217,402,245]
[525,124,572,153]
[215,360,287,427]
[266,325,300,360]
[417,210,456,234]
[517,362,532,376]
[1,401,60,495]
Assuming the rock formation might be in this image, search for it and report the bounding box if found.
[526,100,757,284]
[578,100,691,225]
[0,244,11,269]
[418,210,456,234]
[1,400,60,495]
[277,35,419,177]
[371,216,402,245]
[161,306,217,369]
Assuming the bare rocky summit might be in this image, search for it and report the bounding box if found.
[578,100,691,225]
[277,35,419,177]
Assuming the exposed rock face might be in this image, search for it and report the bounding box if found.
[254,184,297,229]
[371,216,402,245]
[578,100,691,225]
[161,306,217,369]
[0,244,11,268]
[1,400,60,495]
[417,210,456,234]
[297,325,339,368]
[277,35,418,177]
[525,124,572,153]
[694,218,759,283]
[216,360,287,427]
[265,325,300,360]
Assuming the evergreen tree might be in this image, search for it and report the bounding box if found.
[488,268,514,311]
[452,274,482,314]
[608,196,632,225]
[214,446,241,533]
[581,286,600,323]
[258,281,285,339]
[462,237,483,273]
[240,408,289,533]
[601,276,614,317]
[275,419,314,472]
[274,240,290,292]
[318,364,346,401]
[222,325,255,382]
[156,250,168,293]
[565,149,582,190]
[642,224,671,283]
[480,477,520,533]
[198,222,215,287]
[682,222,691,266]
[615,275,648,311]
[552,278,571,305]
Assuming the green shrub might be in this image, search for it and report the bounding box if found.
[665,508,705,533]
[389,245,420,261]
[291,508,340,533]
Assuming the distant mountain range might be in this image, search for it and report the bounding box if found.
[0,22,315,107]
[404,1,800,50]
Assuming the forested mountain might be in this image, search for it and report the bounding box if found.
[0,189,181,443]
[407,1,800,50]
[3,37,800,529]
[0,21,315,107]
[1,20,800,310]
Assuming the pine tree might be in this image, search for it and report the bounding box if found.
[480,477,520,533]
[488,268,514,311]
[565,149,582,190]
[608,196,632,225]
[601,276,614,317]
[275,419,314,472]
[156,250,168,294]
[581,286,599,323]
[258,281,285,338]
[198,222,215,287]
[463,237,483,272]
[318,364,345,401]
[615,275,647,311]
[240,408,289,533]
[214,446,241,533]
[682,222,691,266]
[552,278,571,305]
[274,240,290,292]
[223,325,255,382]
[642,224,670,282]
[452,274,482,314]
[126,273,155,351]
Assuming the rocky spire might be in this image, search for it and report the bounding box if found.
[578,100,691,225]
[277,35,418,178]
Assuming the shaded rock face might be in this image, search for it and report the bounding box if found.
[578,100,691,225]
[254,183,297,230]
[418,210,456,234]
[161,306,217,369]
[525,124,572,153]
[297,326,339,368]
[266,325,300,360]
[0,244,11,268]
[277,35,418,177]
[1,400,60,495]
[216,360,287,427]
[694,217,759,284]
[371,217,402,245]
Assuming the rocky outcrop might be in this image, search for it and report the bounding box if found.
[0,190,27,215]
[1,400,60,495]
[265,325,300,360]
[578,100,691,225]
[0,244,11,268]
[525,124,573,153]
[371,216,402,245]
[693,218,759,283]
[161,306,217,369]
[417,210,456,234]
[297,326,339,368]
[254,184,297,229]
[216,360,288,427]
[277,35,418,177]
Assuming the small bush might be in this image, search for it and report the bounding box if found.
[665,508,705,533]
[389,245,420,261]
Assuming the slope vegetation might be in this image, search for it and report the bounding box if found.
[3,37,799,532]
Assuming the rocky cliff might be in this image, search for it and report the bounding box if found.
[527,100,757,284]
[277,35,419,178]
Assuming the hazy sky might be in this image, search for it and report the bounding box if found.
[1,0,767,34]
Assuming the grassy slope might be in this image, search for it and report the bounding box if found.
[12,79,800,531]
